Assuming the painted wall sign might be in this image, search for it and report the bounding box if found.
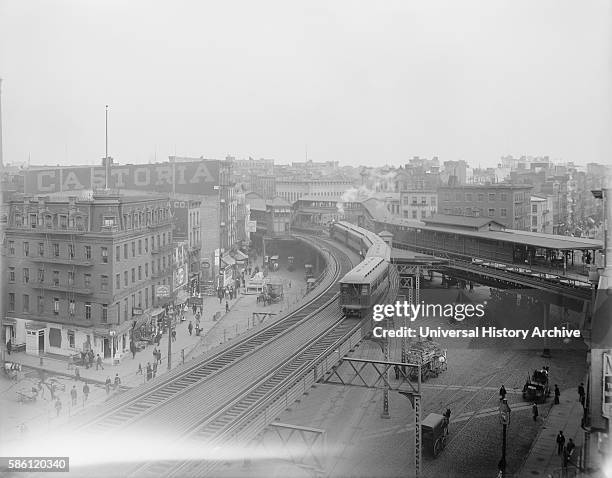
[24,160,220,195]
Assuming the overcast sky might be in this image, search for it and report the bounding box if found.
[0,0,610,168]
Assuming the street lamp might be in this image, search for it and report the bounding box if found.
[498,398,511,475]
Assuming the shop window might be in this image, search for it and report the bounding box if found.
[49,328,61,347]
[68,330,75,348]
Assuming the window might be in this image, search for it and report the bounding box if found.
[54,298,60,315]
[123,299,128,321]
[102,304,108,323]
[101,275,109,291]
[101,247,108,263]
[124,271,128,287]
[124,244,128,259]
[59,215,68,229]
[53,243,59,257]
[85,302,91,320]
[23,268,30,284]
[162,257,166,270]
[466,193,472,202]
[53,271,60,287]
[37,296,44,314]
[443,192,450,202]
[8,241,15,255]
[501,208,507,217]
[116,246,121,261]
[138,240,142,255]
[145,263,149,277]
[478,194,484,202]
[131,294,135,309]
[84,273,91,288]
[131,268,135,283]
[488,208,495,217]
[84,245,91,260]
[532,204,537,213]
[421,210,427,219]
[145,288,149,308]
[151,236,155,250]
[37,268,44,283]
[8,293,15,311]
[68,243,74,258]
[489,193,496,201]
[103,217,115,227]
[115,274,120,289]
[23,294,29,313]
[132,241,135,257]
[532,216,537,226]
[23,241,29,256]
[69,299,75,316]
[39,242,44,256]
[145,238,148,253]
[8,267,15,282]
[138,266,142,281]
[30,214,37,228]
[68,271,74,286]
[68,330,75,348]
[455,192,462,201]
[412,210,418,219]
[501,193,507,201]
[138,291,142,307]
[162,233,166,246]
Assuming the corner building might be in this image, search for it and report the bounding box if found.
[2,191,173,361]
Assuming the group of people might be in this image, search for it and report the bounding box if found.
[555,431,577,468]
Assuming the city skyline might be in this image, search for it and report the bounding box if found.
[0,0,611,169]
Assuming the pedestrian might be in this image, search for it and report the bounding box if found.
[219,294,222,304]
[96,354,104,370]
[157,350,162,364]
[532,402,539,422]
[554,384,560,405]
[70,385,77,406]
[153,347,158,361]
[137,363,143,375]
[566,438,575,458]
[394,365,400,380]
[469,281,474,292]
[226,301,229,313]
[55,398,62,417]
[556,431,565,455]
[74,366,80,381]
[114,373,121,389]
[171,329,176,342]
[6,340,11,355]
[578,383,585,405]
[188,321,193,336]
[499,385,507,400]
[153,361,158,377]
[146,362,152,381]
[105,377,111,394]
[131,342,136,359]
[82,382,90,403]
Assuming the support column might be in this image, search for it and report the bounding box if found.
[381,317,390,419]
[542,302,551,358]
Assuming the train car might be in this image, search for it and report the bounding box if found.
[365,237,391,262]
[339,256,389,317]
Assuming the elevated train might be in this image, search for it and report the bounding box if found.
[331,221,391,317]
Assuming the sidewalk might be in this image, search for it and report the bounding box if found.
[518,389,606,477]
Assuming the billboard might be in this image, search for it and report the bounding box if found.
[24,160,220,195]
[171,200,189,239]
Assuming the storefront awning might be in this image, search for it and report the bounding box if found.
[222,255,236,266]
[233,250,249,261]
[2,317,18,326]
[175,289,190,305]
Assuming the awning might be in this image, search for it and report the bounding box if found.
[151,307,165,319]
[233,250,248,261]
[2,318,18,326]
[222,255,236,266]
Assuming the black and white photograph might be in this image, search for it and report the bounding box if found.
[0,1,611,477]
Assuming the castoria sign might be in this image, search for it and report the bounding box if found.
[24,160,220,195]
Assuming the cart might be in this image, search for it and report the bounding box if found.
[421,413,449,457]
[287,256,295,271]
[406,341,447,381]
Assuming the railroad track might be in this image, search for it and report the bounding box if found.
[138,260,399,478]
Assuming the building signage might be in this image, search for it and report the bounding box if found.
[155,285,171,298]
[173,265,187,291]
[201,260,210,269]
[23,160,220,195]
[132,307,143,316]
[603,352,612,419]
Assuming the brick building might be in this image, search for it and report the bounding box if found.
[1,191,173,361]
[437,184,533,230]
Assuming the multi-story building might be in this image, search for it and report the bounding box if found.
[530,195,554,234]
[170,198,202,290]
[249,174,276,199]
[275,179,353,204]
[1,191,173,360]
[437,184,533,230]
[400,190,438,220]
